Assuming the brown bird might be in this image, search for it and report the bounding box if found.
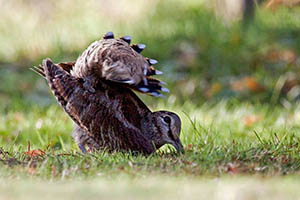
[60,32,168,97]
[33,59,184,154]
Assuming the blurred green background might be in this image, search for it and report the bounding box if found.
[1,0,300,109]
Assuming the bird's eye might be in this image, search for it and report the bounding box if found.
[163,116,171,124]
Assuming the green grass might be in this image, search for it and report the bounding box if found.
[1,101,300,179]
[1,101,300,199]
[1,1,300,104]
[2,1,300,198]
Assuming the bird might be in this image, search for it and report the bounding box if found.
[59,31,169,97]
[33,59,184,154]
[32,32,184,154]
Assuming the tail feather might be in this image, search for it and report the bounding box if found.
[30,65,45,77]
[131,77,168,97]
[146,66,163,76]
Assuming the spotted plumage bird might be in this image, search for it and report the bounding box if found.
[33,59,183,154]
[32,32,184,154]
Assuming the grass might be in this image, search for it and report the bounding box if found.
[1,1,300,199]
[1,101,300,179]
[1,1,300,104]
[1,101,300,199]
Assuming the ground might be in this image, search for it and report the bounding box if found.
[1,102,300,199]
[1,1,300,199]
[1,177,300,200]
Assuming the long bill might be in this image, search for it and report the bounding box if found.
[172,138,185,154]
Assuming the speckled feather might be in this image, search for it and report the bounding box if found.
[31,33,183,154]
[36,59,183,154]
[69,34,167,96]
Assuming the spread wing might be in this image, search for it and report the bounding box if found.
[32,58,154,153]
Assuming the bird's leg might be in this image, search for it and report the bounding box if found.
[83,76,97,93]
[72,124,88,153]
[78,143,87,153]
[72,124,100,153]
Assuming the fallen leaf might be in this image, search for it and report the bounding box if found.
[23,141,45,157]
[244,115,263,127]
[186,144,193,151]
[226,163,239,174]
[231,77,265,93]
[24,149,45,157]
[243,77,265,93]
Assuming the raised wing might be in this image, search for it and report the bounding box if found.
[33,59,154,153]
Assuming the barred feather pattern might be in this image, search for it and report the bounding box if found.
[40,59,157,154]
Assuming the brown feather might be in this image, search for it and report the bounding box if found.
[38,58,183,154]
[71,36,167,96]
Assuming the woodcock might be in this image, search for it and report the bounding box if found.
[33,32,184,154]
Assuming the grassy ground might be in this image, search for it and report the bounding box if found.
[1,101,300,199]
[1,101,300,177]
[1,1,300,199]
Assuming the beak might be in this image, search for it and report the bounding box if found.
[172,138,185,154]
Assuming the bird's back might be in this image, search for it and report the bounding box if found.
[72,39,146,83]
[70,32,168,97]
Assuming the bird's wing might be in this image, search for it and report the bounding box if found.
[58,61,75,73]
[34,58,154,153]
[31,60,75,77]
[38,58,92,137]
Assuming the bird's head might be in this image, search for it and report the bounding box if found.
[146,111,184,154]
